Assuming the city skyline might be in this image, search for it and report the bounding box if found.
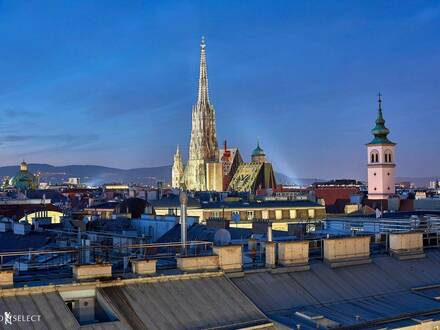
[0,1,439,180]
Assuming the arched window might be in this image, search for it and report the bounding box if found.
[384,150,392,163]
[370,150,379,163]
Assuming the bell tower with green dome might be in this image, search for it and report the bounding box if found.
[251,141,266,163]
[367,94,396,200]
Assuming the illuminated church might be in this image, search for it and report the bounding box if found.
[172,38,276,193]
[10,161,39,192]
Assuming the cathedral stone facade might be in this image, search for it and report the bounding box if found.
[171,145,184,188]
[172,37,219,191]
[172,38,276,193]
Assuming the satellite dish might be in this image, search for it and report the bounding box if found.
[214,229,231,246]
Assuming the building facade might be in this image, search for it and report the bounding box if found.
[367,94,396,200]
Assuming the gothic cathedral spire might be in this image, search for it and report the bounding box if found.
[197,36,210,105]
[183,37,219,191]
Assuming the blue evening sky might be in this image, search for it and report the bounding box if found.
[0,1,439,180]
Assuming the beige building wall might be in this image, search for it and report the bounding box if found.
[324,236,370,262]
[206,162,224,192]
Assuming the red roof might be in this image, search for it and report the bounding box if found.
[314,187,360,206]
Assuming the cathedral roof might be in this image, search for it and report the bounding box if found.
[369,94,395,145]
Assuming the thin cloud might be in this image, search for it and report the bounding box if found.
[3,109,42,118]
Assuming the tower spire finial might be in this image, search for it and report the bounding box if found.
[197,36,209,104]
[370,92,394,144]
[378,92,382,110]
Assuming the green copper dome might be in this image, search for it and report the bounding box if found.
[369,94,395,145]
[252,142,265,157]
[10,162,38,191]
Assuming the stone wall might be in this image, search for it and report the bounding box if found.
[0,270,13,288]
[131,259,157,275]
[213,245,243,272]
[177,255,219,272]
[390,232,423,254]
[73,263,112,281]
[277,241,309,266]
[324,236,370,262]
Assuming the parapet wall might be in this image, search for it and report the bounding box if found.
[277,241,309,266]
[213,245,243,272]
[73,263,112,281]
[324,236,370,265]
[389,232,424,259]
[390,232,423,252]
[177,255,219,272]
[0,270,14,288]
[131,259,157,275]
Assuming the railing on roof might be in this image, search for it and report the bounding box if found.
[0,241,213,273]
[325,215,440,234]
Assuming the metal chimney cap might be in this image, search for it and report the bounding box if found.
[179,191,188,205]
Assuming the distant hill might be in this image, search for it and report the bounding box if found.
[2,163,433,188]
[0,164,324,187]
[0,163,172,186]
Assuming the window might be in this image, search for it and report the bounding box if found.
[289,210,297,219]
[61,289,118,326]
[384,150,392,163]
[370,150,379,163]
[275,210,282,220]
[247,211,254,220]
[232,211,240,222]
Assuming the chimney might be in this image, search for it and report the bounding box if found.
[180,191,188,254]
[267,222,273,242]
